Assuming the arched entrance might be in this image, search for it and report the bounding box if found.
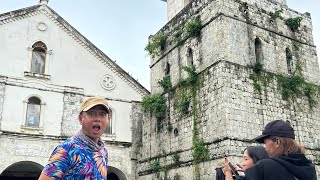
[0,161,43,180]
[107,166,127,180]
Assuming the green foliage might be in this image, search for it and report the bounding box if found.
[285,17,303,32]
[174,31,183,46]
[173,153,180,164]
[150,160,161,172]
[276,73,319,108]
[178,65,199,87]
[253,61,264,75]
[250,57,319,108]
[276,74,305,100]
[270,9,283,19]
[142,93,166,121]
[176,94,191,113]
[185,17,202,37]
[304,83,318,108]
[192,138,209,163]
[163,165,169,180]
[158,75,172,92]
[250,62,267,93]
[145,32,167,58]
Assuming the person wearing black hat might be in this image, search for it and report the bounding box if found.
[224,119,317,180]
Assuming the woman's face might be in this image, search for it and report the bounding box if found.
[242,149,254,170]
[264,138,278,157]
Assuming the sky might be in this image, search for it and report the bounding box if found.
[0,0,319,90]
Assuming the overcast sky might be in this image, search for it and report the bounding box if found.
[0,0,319,90]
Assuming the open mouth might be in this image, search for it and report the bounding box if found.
[92,125,101,133]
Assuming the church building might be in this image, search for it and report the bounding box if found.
[0,0,148,179]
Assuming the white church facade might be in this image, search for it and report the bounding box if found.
[0,1,148,179]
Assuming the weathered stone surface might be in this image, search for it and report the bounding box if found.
[142,0,320,179]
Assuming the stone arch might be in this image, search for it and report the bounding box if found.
[107,166,127,180]
[254,37,263,62]
[0,161,43,179]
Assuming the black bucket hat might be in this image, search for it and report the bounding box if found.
[254,120,295,143]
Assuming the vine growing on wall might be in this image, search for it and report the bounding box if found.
[145,32,167,58]
[249,61,272,94]
[285,17,303,32]
[270,9,283,20]
[158,75,172,93]
[174,65,209,179]
[185,17,202,38]
[141,93,167,129]
[249,45,320,108]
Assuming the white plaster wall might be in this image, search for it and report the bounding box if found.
[1,85,64,136]
[106,100,132,142]
[0,12,142,102]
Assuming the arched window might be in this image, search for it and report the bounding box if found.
[31,41,47,74]
[286,48,293,74]
[254,38,263,62]
[187,47,194,66]
[164,62,171,75]
[25,97,41,127]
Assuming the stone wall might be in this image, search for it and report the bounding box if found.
[0,133,61,174]
[61,93,83,136]
[139,60,320,179]
[131,101,144,179]
[151,0,319,94]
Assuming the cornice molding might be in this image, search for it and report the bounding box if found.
[0,75,84,94]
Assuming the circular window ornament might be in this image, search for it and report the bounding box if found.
[37,22,48,31]
[100,74,116,90]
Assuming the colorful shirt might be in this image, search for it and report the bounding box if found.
[42,132,108,179]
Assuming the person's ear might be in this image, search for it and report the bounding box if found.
[78,114,83,125]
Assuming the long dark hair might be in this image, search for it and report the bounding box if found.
[243,146,269,163]
[215,167,225,180]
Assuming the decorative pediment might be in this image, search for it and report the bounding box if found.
[0,4,149,97]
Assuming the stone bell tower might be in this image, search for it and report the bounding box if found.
[138,0,320,179]
[161,0,191,20]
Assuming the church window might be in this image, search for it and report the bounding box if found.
[21,95,45,134]
[254,38,263,62]
[24,41,51,80]
[25,97,41,128]
[286,48,294,74]
[31,41,47,74]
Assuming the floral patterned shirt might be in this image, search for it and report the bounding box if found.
[42,133,108,180]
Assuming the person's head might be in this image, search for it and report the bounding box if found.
[78,96,111,143]
[242,146,268,170]
[254,120,304,157]
[215,167,225,180]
